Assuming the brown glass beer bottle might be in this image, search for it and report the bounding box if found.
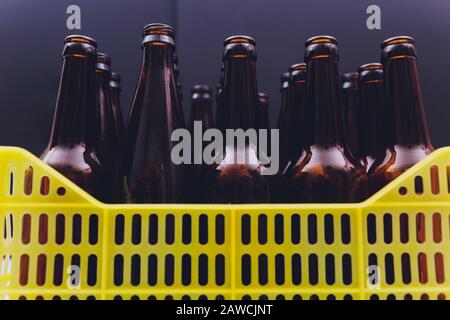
[289,36,367,203]
[125,23,186,203]
[41,35,104,199]
[357,63,386,171]
[109,72,125,142]
[341,72,360,159]
[370,36,433,194]
[188,85,214,202]
[210,35,269,203]
[258,92,270,130]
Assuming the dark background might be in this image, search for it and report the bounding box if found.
[0,0,448,155]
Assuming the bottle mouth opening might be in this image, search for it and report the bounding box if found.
[97,53,111,66]
[305,35,337,47]
[64,35,97,48]
[382,36,415,48]
[224,35,256,46]
[143,23,175,37]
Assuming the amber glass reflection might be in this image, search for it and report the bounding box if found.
[211,35,269,203]
[370,36,433,194]
[341,72,359,159]
[125,24,186,203]
[41,35,105,199]
[289,36,367,203]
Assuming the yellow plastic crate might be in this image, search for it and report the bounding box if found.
[0,146,449,300]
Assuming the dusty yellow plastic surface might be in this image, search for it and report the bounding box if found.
[0,146,449,300]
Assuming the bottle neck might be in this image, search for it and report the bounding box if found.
[384,57,432,148]
[220,57,259,131]
[190,98,213,131]
[48,55,96,147]
[358,80,386,158]
[304,58,344,147]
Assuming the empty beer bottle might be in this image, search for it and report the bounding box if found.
[341,72,360,159]
[286,63,307,168]
[210,35,269,203]
[125,23,186,203]
[289,36,367,203]
[95,53,117,202]
[41,35,104,199]
[357,63,386,171]
[109,72,126,202]
[370,36,433,194]
[188,85,214,202]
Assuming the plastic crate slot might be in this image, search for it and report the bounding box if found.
[70,255,81,287]
[199,214,208,244]
[325,254,335,285]
[432,212,442,243]
[400,213,409,244]
[113,295,122,300]
[19,254,29,286]
[181,254,191,286]
[21,214,31,245]
[165,214,175,244]
[344,294,352,300]
[421,293,429,300]
[87,254,97,286]
[131,254,141,286]
[342,254,352,285]
[181,295,190,300]
[385,253,395,284]
[404,294,413,300]
[216,295,225,300]
[130,295,139,300]
[36,254,47,286]
[260,294,269,300]
[275,214,284,244]
[216,254,225,285]
[418,252,428,284]
[434,252,445,284]
[165,254,175,285]
[276,294,285,300]
[87,295,96,300]
[198,254,207,285]
[341,214,351,244]
[310,294,319,300]
[387,294,396,300]
[198,295,207,300]
[308,214,317,244]
[38,214,48,245]
[148,214,158,245]
[370,294,379,300]
[291,214,301,244]
[308,254,318,285]
[36,295,44,300]
[131,215,141,245]
[242,254,251,285]
[242,294,251,300]
[293,294,302,300]
[215,214,225,245]
[18,296,26,300]
[72,214,82,245]
[89,215,99,245]
[414,176,424,195]
[9,171,14,195]
[430,165,440,194]
[438,293,446,300]
[401,253,411,284]
[53,254,64,286]
[383,214,393,244]
[258,254,268,285]
[324,214,334,244]
[148,295,156,300]
[166,295,174,300]
[69,295,78,300]
[416,213,426,243]
[258,214,267,244]
[147,254,157,286]
[24,166,33,196]
[275,254,285,285]
[367,214,376,244]
[114,214,124,245]
[292,253,302,285]
[55,214,65,245]
[113,254,124,286]
[40,176,50,196]
[241,214,250,244]
[53,295,61,300]
[182,214,191,245]
[327,294,336,300]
